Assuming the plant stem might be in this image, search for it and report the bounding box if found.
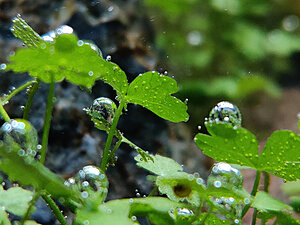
[263,171,270,193]
[0,105,10,122]
[251,209,257,225]
[242,170,261,217]
[20,191,40,225]
[40,81,55,164]
[100,98,125,171]
[23,79,40,120]
[108,138,122,161]
[4,79,36,103]
[42,194,68,225]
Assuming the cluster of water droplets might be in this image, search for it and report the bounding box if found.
[207,101,242,127]
[0,119,39,158]
[64,165,108,202]
[84,97,117,125]
[208,162,247,224]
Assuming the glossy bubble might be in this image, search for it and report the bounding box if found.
[41,25,74,43]
[86,97,117,124]
[209,101,242,126]
[207,162,243,189]
[0,119,38,157]
[83,41,102,57]
[65,165,108,204]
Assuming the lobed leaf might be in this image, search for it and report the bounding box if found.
[126,71,189,122]
[256,130,300,181]
[0,186,33,216]
[7,33,128,94]
[194,123,258,168]
[8,34,128,93]
[135,154,183,176]
[0,143,79,200]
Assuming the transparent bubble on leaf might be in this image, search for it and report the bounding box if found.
[85,97,117,125]
[212,196,242,221]
[209,101,242,127]
[83,41,103,57]
[0,119,38,157]
[65,165,108,203]
[207,162,243,189]
[41,25,74,43]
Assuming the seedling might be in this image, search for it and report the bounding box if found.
[0,15,299,225]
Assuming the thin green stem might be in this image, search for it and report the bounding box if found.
[242,170,261,217]
[251,209,257,225]
[23,79,40,120]
[4,79,36,103]
[100,98,125,171]
[40,82,55,164]
[108,138,122,162]
[42,194,67,225]
[263,171,270,193]
[0,105,10,122]
[20,191,40,225]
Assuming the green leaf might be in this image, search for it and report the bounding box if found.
[135,154,183,176]
[76,197,182,225]
[126,71,189,122]
[7,33,128,93]
[194,123,258,168]
[0,209,11,225]
[252,191,292,212]
[0,143,79,200]
[256,130,300,181]
[0,187,33,216]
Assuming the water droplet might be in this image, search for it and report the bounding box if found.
[106,55,111,61]
[67,165,108,201]
[177,208,194,216]
[282,15,299,32]
[85,97,117,124]
[209,101,242,126]
[0,63,7,70]
[0,119,38,157]
[83,41,102,57]
[107,6,114,12]
[81,191,89,198]
[56,25,73,35]
[131,216,137,221]
[77,40,84,46]
[88,71,93,76]
[208,162,243,189]
[187,30,203,46]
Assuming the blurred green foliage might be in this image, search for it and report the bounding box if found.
[145,0,300,100]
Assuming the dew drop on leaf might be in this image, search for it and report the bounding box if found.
[207,162,243,189]
[85,97,117,124]
[0,119,38,157]
[209,101,242,126]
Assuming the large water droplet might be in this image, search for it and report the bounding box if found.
[41,25,73,43]
[83,41,102,57]
[85,97,117,124]
[0,119,38,157]
[207,162,243,189]
[209,101,242,126]
[66,165,108,204]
